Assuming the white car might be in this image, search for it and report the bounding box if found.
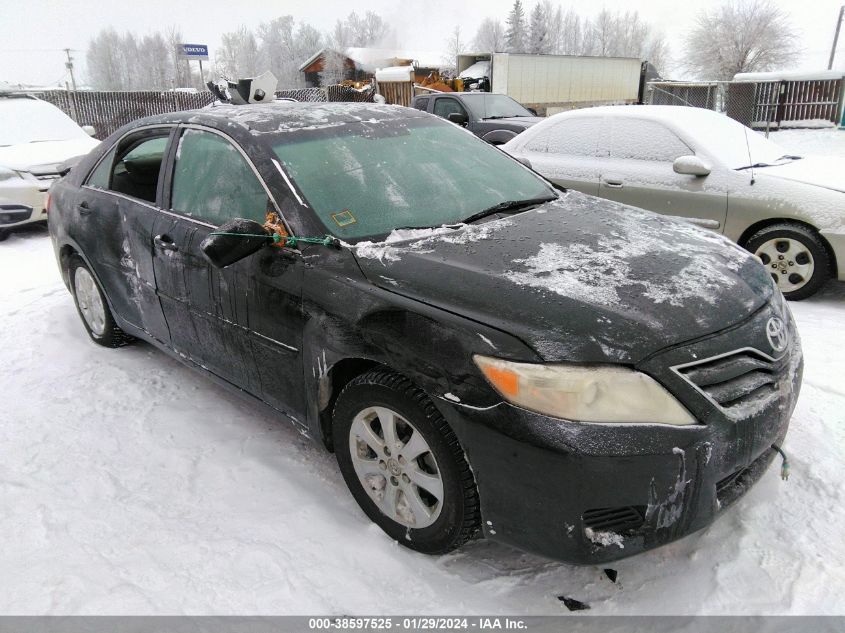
[0,95,100,240]
[503,105,845,299]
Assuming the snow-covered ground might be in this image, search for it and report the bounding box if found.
[1,130,844,616]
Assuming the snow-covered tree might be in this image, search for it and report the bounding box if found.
[505,0,528,53]
[215,26,259,80]
[319,49,348,86]
[257,16,323,89]
[330,11,389,49]
[527,3,550,54]
[86,28,125,90]
[472,18,506,53]
[683,0,799,80]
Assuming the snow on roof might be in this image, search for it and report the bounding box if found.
[299,47,447,72]
[374,66,414,82]
[734,70,845,82]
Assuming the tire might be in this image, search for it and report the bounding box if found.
[743,223,831,301]
[333,369,480,554]
[69,256,133,348]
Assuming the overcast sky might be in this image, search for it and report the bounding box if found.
[1,0,844,87]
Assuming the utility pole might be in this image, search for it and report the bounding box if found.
[63,48,78,92]
[829,5,844,70]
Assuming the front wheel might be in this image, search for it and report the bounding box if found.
[333,369,480,554]
[744,223,831,300]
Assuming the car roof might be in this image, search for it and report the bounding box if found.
[136,101,428,136]
[548,104,727,127]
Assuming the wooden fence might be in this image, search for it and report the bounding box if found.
[647,78,845,129]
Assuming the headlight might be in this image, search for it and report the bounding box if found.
[0,166,22,182]
[474,355,697,425]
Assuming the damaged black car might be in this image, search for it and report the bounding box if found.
[48,102,802,564]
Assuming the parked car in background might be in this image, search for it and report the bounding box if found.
[49,103,800,564]
[412,92,541,144]
[503,105,845,299]
[0,94,99,240]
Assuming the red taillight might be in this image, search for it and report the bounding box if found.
[45,193,51,214]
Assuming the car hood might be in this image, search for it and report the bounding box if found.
[350,192,773,364]
[756,156,845,193]
[483,116,542,128]
[0,137,100,172]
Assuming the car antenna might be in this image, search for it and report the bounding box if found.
[743,125,755,186]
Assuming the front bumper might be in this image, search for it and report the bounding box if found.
[1,178,51,228]
[436,299,802,564]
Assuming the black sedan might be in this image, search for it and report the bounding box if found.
[48,102,802,564]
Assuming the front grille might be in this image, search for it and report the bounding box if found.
[582,505,645,533]
[676,349,789,415]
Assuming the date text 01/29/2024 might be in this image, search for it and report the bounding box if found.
[307,617,529,630]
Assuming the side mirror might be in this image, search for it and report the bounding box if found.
[514,156,532,169]
[673,155,711,177]
[82,125,96,137]
[481,129,518,145]
[200,218,271,268]
[447,112,469,126]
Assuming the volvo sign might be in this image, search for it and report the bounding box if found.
[180,44,209,61]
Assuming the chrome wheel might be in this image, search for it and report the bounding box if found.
[755,237,814,294]
[349,406,444,529]
[74,266,106,336]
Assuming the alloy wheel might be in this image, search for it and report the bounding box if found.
[74,266,107,336]
[348,406,444,529]
[755,237,814,294]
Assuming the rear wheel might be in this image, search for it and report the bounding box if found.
[333,369,480,554]
[744,223,831,300]
[69,256,133,348]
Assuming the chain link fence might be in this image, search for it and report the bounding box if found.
[646,79,844,130]
[30,83,376,140]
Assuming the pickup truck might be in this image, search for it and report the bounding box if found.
[411,92,542,144]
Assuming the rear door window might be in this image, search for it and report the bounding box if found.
[609,119,692,162]
[89,133,170,204]
[170,129,268,226]
[524,118,604,157]
[412,96,430,111]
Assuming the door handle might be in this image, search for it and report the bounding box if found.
[76,201,91,215]
[154,234,178,252]
[603,179,624,188]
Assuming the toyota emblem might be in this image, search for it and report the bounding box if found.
[766,316,788,353]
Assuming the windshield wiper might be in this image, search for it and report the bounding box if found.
[737,154,803,170]
[460,195,557,224]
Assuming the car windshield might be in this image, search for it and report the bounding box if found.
[460,93,534,119]
[270,116,554,241]
[0,98,89,146]
[694,114,796,169]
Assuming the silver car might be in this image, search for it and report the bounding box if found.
[503,105,845,299]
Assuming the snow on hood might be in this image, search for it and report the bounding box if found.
[0,137,100,172]
[351,192,773,363]
[758,156,845,194]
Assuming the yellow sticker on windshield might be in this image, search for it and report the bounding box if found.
[331,210,357,227]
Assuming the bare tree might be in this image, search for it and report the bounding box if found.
[559,8,583,55]
[472,18,506,53]
[165,26,191,88]
[330,11,389,49]
[215,26,259,79]
[683,0,799,80]
[443,26,464,69]
[505,0,528,53]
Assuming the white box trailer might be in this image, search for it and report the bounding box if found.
[457,53,646,115]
